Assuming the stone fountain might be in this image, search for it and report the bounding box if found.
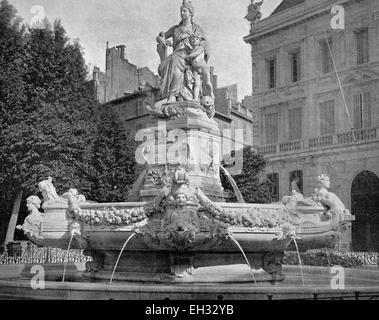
[3,0,362,299]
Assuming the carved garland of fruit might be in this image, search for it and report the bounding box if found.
[67,206,147,226]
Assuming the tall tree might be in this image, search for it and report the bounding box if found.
[0,17,98,244]
[0,0,26,245]
[89,107,139,203]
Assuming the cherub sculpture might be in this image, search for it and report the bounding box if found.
[185,33,215,101]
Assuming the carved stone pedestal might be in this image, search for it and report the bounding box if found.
[138,101,225,202]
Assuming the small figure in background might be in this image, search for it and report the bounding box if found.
[245,0,264,32]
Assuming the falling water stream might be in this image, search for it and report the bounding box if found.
[228,234,256,285]
[109,233,137,285]
[325,247,331,266]
[219,166,245,203]
[62,232,75,282]
[292,237,305,286]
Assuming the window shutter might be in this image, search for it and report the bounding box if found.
[289,107,302,140]
[320,100,335,135]
[362,30,369,63]
[320,102,326,135]
[353,94,362,129]
[363,92,371,128]
[265,113,278,144]
[327,100,335,133]
[357,29,369,64]
[321,40,333,73]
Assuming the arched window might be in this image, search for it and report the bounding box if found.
[351,171,379,252]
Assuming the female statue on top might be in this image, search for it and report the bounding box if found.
[156,0,214,103]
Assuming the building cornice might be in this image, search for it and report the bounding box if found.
[102,88,160,106]
[231,110,253,123]
[215,111,232,122]
[244,0,355,44]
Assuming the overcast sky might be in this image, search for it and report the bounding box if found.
[9,0,282,100]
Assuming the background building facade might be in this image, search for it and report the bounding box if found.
[91,43,159,104]
[91,47,254,147]
[245,0,379,251]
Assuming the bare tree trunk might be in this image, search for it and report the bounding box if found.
[4,190,23,247]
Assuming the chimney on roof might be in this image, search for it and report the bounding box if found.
[210,66,218,89]
[117,45,126,60]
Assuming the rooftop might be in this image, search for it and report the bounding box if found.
[271,0,305,15]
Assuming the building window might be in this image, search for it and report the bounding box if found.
[289,170,303,194]
[353,92,371,129]
[320,100,335,135]
[265,112,278,144]
[356,28,369,65]
[288,107,302,141]
[266,57,277,89]
[267,173,279,202]
[320,39,333,74]
[290,49,301,82]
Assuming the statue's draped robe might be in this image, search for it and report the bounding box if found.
[158,22,208,101]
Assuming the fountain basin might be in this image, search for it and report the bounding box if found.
[22,200,340,283]
[1,263,379,300]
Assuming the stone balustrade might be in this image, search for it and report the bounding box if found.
[337,128,378,145]
[257,144,278,155]
[279,140,303,152]
[309,135,333,149]
[256,127,379,156]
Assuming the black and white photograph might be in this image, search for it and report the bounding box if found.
[0,0,379,304]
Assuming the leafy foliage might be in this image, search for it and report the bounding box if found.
[0,0,27,241]
[0,20,98,196]
[89,108,139,203]
[222,147,273,204]
[284,251,364,268]
[0,4,102,242]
